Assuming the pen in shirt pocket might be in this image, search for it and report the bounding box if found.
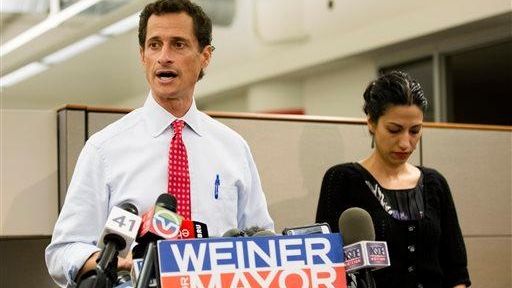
[214,174,220,199]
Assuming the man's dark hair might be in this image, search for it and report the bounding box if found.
[363,71,428,123]
[138,0,212,50]
[138,0,213,79]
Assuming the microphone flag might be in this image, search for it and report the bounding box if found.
[98,204,142,258]
[139,205,182,240]
[157,233,347,288]
[343,241,390,272]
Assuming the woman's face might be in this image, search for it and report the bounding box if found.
[369,105,424,167]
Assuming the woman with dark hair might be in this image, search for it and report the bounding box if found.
[316,71,471,288]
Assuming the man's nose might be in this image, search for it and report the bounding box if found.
[157,45,174,65]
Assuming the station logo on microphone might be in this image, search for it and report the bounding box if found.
[153,206,182,238]
[157,234,347,288]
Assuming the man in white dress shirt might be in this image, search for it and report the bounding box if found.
[45,1,274,286]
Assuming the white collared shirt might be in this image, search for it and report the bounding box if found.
[46,93,274,287]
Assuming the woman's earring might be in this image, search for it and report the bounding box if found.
[371,135,375,149]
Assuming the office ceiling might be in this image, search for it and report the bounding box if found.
[1,0,510,111]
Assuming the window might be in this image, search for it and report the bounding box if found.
[445,39,512,125]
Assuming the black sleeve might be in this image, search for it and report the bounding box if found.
[315,164,356,233]
[436,172,471,287]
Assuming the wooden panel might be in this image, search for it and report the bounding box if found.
[421,128,512,236]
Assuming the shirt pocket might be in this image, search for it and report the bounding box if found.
[211,184,238,228]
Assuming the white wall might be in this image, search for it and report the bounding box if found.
[0,109,58,235]
[247,80,303,112]
[303,57,376,117]
[195,0,511,99]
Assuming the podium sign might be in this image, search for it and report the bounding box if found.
[157,233,347,288]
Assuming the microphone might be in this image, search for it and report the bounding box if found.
[221,226,274,238]
[180,220,209,239]
[282,223,331,235]
[192,221,209,238]
[134,194,182,288]
[97,202,142,258]
[222,228,247,237]
[137,194,182,242]
[243,226,267,236]
[339,207,375,246]
[339,207,390,288]
[133,194,182,257]
[77,202,142,288]
[252,230,276,237]
[179,219,196,239]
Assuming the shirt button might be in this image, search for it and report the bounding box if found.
[408,225,415,232]
[408,245,416,252]
[408,265,415,272]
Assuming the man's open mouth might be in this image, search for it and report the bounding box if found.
[156,70,177,80]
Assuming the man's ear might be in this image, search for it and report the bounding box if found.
[139,47,145,65]
[200,45,213,70]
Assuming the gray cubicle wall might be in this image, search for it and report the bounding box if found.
[57,106,511,288]
[422,127,512,287]
[218,116,421,231]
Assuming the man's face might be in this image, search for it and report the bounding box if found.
[140,12,211,106]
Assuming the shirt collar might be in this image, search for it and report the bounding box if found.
[143,92,203,137]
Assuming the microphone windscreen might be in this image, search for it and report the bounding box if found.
[119,202,138,215]
[243,226,266,236]
[338,207,375,245]
[156,193,177,212]
[222,228,246,237]
[253,230,276,237]
[132,243,145,259]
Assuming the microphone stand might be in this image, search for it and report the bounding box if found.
[135,242,161,288]
[355,269,376,288]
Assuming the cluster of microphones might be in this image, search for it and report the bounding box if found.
[76,193,389,288]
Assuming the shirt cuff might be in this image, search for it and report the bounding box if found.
[64,243,101,287]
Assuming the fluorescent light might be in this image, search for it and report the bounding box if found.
[42,34,107,65]
[0,62,48,88]
[100,12,140,36]
[0,0,104,57]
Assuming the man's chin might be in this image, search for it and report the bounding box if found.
[152,90,179,101]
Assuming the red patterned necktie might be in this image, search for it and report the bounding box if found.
[168,119,191,219]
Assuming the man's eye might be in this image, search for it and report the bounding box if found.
[175,42,185,49]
